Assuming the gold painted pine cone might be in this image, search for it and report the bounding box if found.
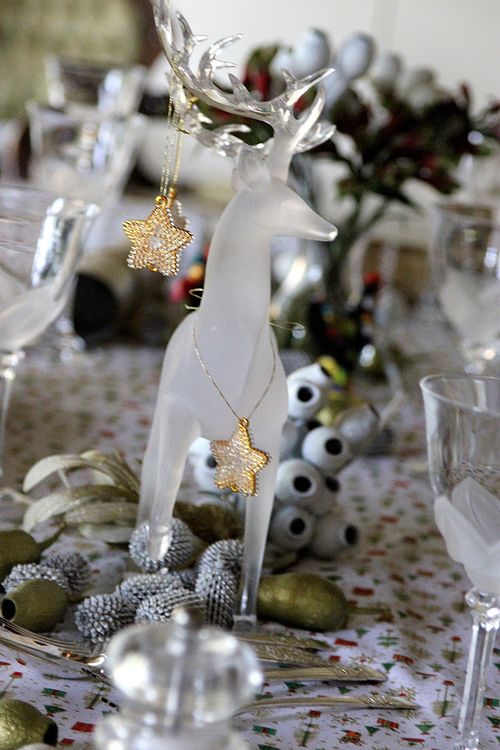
[0,700,58,750]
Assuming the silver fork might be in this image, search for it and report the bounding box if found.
[0,617,108,682]
[0,619,327,654]
[236,692,418,714]
[0,617,388,685]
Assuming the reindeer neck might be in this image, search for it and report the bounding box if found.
[198,194,272,337]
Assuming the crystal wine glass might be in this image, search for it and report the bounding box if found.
[0,183,99,477]
[26,101,144,359]
[428,204,500,373]
[421,373,500,750]
[44,55,146,116]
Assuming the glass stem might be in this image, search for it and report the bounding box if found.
[455,588,500,750]
[0,351,23,481]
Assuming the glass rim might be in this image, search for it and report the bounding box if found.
[26,99,147,125]
[420,373,500,417]
[45,54,147,76]
[432,203,498,230]
[0,184,100,219]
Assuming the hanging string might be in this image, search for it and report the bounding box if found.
[184,288,306,334]
[159,71,184,203]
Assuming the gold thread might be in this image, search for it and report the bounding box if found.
[123,71,194,276]
[186,291,306,335]
[192,326,276,422]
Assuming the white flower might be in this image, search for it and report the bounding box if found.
[434,476,500,594]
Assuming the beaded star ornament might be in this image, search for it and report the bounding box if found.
[123,74,193,276]
[192,327,276,496]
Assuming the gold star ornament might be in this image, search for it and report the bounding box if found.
[123,193,193,276]
[210,418,270,496]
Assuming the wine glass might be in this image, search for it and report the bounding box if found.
[44,55,146,116]
[421,373,500,750]
[26,101,144,359]
[27,102,144,210]
[0,183,99,477]
[428,204,500,373]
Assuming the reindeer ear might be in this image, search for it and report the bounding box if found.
[235,147,269,189]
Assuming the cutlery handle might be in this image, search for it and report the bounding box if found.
[235,694,417,714]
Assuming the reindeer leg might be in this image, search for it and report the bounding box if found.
[234,429,283,631]
[139,397,200,559]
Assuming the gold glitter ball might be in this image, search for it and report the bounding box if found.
[210,418,270,496]
[123,195,193,276]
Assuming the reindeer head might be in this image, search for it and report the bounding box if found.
[152,0,337,182]
[233,147,337,241]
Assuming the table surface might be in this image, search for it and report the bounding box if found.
[1,324,499,750]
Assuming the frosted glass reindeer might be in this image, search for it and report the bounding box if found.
[139,0,337,626]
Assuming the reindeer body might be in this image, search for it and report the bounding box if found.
[139,0,337,624]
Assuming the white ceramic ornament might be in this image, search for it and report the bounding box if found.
[334,403,380,454]
[307,507,358,560]
[275,457,325,508]
[287,363,332,420]
[323,32,375,109]
[279,418,301,460]
[287,362,333,388]
[371,52,402,90]
[301,424,352,474]
[289,29,332,79]
[269,505,315,551]
[307,474,341,517]
[138,0,337,626]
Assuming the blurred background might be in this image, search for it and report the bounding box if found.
[2,0,498,118]
[1,0,499,365]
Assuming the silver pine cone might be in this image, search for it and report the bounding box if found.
[135,587,205,624]
[43,551,91,596]
[128,520,195,573]
[75,593,135,644]
[197,539,244,578]
[174,568,197,590]
[3,563,70,594]
[116,572,185,609]
[195,569,238,629]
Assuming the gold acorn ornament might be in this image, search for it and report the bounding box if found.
[0,699,58,750]
[1,579,68,632]
[173,501,242,543]
[0,529,62,581]
[257,572,348,632]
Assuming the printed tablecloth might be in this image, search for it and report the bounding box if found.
[0,340,498,750]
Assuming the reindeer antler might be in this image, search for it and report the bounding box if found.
[152,0,335,166]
